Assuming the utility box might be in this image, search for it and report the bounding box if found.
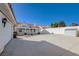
[65,28,78,37]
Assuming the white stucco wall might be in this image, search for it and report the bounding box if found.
[0,12,13,53]
[45,27,79,36]
[46,28,65,34]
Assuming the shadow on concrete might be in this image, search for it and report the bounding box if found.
[1,39,78,56]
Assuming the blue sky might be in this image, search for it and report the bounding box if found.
[11,3,79,26]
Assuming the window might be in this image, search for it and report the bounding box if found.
[34,29,35,32]
[19,29,22,32]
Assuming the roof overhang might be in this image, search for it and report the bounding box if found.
[0,3,16,25]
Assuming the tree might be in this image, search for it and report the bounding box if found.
[71,22,78,26]
[58,21,66,27]
[50,23,54,27]
[54,22,58,27]
[51,22,58,28]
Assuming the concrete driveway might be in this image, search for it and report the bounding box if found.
[1,34,79,56]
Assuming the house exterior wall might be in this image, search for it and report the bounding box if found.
[16,27,41,35]
[0,4,16,54]
[0,12,13,53]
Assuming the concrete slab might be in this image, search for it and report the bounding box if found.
[70,44,79,55]
[1,34,79,56]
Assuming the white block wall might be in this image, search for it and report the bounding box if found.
[46,28,65,34]
[45,27,79,35]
